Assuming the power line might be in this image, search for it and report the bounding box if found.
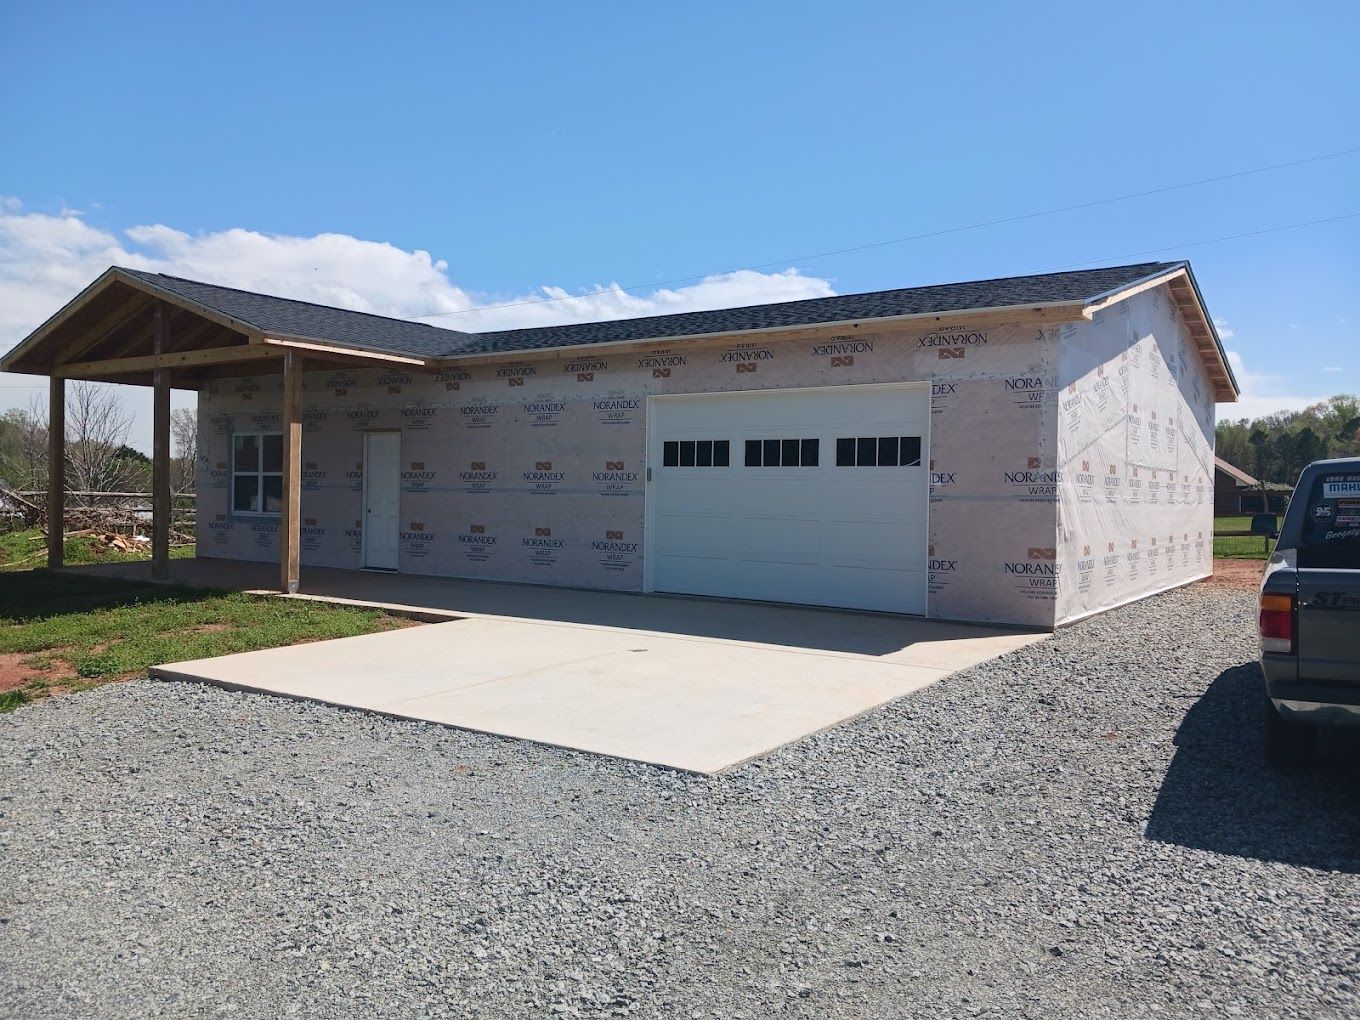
[1048,211,1360,271]
[415,143,1360,321]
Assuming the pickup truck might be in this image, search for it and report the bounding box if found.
[1258,457,1360,764]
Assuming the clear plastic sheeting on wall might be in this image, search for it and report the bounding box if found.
[1054,287,1216,625]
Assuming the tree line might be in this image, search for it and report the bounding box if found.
[1216,394,1360,486]
[0,382,197,495]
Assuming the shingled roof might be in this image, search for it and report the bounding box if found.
[2,259,1238,398]
[121,261,1180,360]
[458,261,1182,356]
[119,269,478,360]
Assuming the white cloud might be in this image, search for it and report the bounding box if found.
[1,201,836,350]
[0,199,836,449]
[1219,348,1327,422]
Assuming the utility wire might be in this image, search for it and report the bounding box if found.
[1048,211,1360,271]
[415,144,1360,320]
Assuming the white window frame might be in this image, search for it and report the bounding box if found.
[231,431,284,517]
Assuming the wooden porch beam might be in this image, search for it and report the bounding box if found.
[47,377,65,569]
[55,344,279,378]
[254,335,428,366]
[280,350,303,594]
[151,305,172,579]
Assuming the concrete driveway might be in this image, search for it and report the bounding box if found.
[141,565,1045,773]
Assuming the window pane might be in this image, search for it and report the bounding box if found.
[857,437,876,467]
[745,440,761,467]
[233,475,259,513]
[262,434,284,473]
[878,436,899,466]
[781,438,799,466]
[836,438,855,466]
[663,441,679,467]
[901,436,922,466]
[679,440,696,467]
[233,433,260,472]
[262,475,284,514]
[714,440,730,467]
[801,438,819,466]
[763,439,780,467]
[696,440,713,467]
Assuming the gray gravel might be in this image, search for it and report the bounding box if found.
[2,584,1358,1019]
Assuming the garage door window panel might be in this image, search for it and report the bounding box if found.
[663,439,730,469]
[836,435,922,467]
[746,437,820,467]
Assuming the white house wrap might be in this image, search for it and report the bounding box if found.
[193,273,1226,628]
[1,260,1237,628]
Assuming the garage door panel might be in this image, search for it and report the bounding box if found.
[730,517,822,563]
[654,479,749,516]
[826,477,926,522]
[822,520,922,569]
[653,513,731,556]
[657,477,822,516]
[649,384,928,615]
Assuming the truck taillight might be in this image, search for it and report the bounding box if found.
[1259,593,1295,654]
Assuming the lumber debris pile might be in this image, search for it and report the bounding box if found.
[0,485,195,546]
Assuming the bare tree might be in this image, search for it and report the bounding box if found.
[170,406,198,495]
[0,397,50,491]
[65,382,139,493]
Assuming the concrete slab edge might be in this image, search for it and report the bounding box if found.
[149,665,719,776]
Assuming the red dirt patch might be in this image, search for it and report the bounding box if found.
[0,652,66,693]
[1200,557,1266,591]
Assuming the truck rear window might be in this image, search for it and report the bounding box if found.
[1298,472,1360,568]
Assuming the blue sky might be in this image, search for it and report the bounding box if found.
[1,1,1357,448]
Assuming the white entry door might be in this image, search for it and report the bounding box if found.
[363,432,401,570]
[646,383,929,614]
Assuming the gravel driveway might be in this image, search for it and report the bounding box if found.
[2,585,1357,1018]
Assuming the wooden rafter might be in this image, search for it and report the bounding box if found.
[54,292,155,365]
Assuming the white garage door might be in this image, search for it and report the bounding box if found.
[646,383,929,614]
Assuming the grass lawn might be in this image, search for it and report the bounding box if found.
[1213,515,1275,560]
[0,568,411,713]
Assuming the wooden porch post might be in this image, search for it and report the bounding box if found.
[151,304,171,578]
[280,350,302,593]
[46,376,65,569]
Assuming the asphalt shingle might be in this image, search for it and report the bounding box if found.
[120,269,477,359]
[121,261,1183,361]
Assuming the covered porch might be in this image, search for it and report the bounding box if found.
[0,267,440,592]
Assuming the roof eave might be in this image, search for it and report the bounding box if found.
[431,298,1093,368]
[1176,262,1240,398]
[254,334,434,367]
